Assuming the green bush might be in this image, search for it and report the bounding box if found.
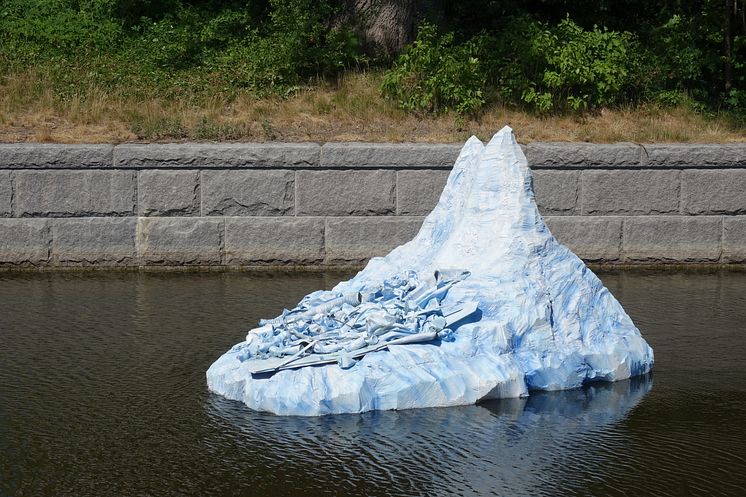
[380,23,486,115]
[203,0,360,95]
[467,17,536,107]
[0,0,360,98]
[0,0,122,58]
[127,11,204,69]
[380,18,640,115]
[520,18,637,112]
[0,1,743,119]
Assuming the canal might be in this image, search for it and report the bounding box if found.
[1,269,745,496]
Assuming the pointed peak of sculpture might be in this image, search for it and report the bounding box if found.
[496,124,513,136]
[464,135,483,146]
[464,125,514,149]
[487,125,521,151]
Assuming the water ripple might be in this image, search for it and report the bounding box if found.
[1,270,746,496]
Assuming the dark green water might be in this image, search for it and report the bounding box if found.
[1,270,745,497]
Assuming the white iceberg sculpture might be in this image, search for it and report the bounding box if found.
[207,126,654,416]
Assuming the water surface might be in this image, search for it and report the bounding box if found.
[1,270,745,496]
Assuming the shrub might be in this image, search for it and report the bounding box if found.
[127,11,204,69]
[0,0,122,58]
[215,0,361,95]
[381,18,640,115]
[380,22,486,115]
[520,18,638,112]
[0,0,360,98]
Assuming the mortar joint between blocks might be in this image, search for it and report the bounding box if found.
[9,170,15,217]
[620,217,627,263]
[199,171,204,217]
[294,170,299,217]
[395,170,401,216]
[134,170,140,216]
[719,215,725,262]
[219,217,226,265]
[323,216,330,265]
[638,143,649,167]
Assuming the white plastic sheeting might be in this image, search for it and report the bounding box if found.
[229,269,478,375]
[207,126,654,415]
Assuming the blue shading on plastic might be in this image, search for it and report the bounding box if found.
[207,127,654,416]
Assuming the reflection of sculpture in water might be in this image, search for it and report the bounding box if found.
[205,377,653,496]
[207,127,654,416]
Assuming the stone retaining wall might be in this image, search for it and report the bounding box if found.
[1,141,745,267]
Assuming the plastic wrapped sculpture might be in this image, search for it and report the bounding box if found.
[207,127,654,416]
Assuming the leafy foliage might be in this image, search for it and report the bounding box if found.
[0,0,122,56]
[0,0,744,120]
[382,18,637,114]
[520,18,637,112]
[381,23,486,115]
[0,0,360,97]
[220,0,361,95]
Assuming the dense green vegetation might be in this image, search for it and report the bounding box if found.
[0,0,744,120]
[0,0,362,101]
[383,1,746,116]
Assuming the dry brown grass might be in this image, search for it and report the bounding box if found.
[1,70,744,143]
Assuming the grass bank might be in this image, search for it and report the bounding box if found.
[1,70,744,144]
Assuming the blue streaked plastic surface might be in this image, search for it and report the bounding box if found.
[207,127,654,415]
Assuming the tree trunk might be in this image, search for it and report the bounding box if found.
[341,0,417,56]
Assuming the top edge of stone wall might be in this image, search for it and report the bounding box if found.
[113,143,321,168]
[0,144,113,168]
[1,141,745,169]
[320,143,464,168]
[642,143,746,167]
[525,142,643,168]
